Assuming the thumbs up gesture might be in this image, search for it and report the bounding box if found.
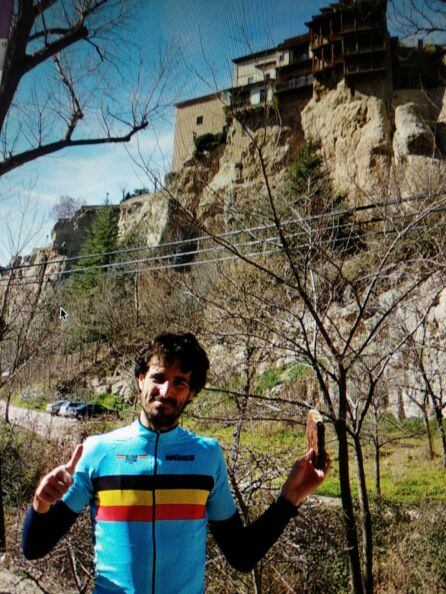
[33,445,83,513]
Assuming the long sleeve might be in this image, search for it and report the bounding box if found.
[22,501,79,560]
[209,494,298,572]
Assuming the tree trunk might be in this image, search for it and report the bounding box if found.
[336,418,364,594]
[134,273,140,325]
[374,440,381,497]
[372,415,381,497]
[423,407,434,460]
[353,434,374,594]
[252,566,262,594]
[432,400,446,468]
[4,392,10,424]
[0,459,5,551]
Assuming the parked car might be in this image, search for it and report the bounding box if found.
[59,402,111,420]
[73,403,111,420]
[45,399,72,416]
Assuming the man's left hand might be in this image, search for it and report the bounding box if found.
[281,448,330,508]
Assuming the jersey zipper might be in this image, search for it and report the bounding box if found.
[151,431,160,594]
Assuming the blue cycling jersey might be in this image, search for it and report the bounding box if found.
[63,420,237,594]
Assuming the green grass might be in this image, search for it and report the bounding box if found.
[255,362,310,393]
[91,392,129,412]
[315,429,446,503]
[9,388,48,412]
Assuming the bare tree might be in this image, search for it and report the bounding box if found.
[0,0,173,178]
[51,195,85,220]
[389,0,446,38]
[143,117,446,593]
[397,302,446,467]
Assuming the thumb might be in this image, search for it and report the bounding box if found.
[65,444,83,475]
[306,448,316,462]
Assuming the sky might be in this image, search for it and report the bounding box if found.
[0,0,428,264]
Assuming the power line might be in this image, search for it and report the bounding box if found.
[1,246,284,287]
[2,207,444,286]
[2,192,445,287]
[0,214,397,285]
[5,219,443,288]
[2,191,440,273]
[7,232,284,281]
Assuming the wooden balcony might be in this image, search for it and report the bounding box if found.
[276,62,313,75]
[345,64,387,76]
[344,44,387,56]
[275,74,314,93]
[342,22,383,34]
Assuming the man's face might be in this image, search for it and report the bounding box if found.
[138,356,195,431]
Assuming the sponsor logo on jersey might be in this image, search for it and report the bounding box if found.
[165,454,195,461]
[116,454,148,463]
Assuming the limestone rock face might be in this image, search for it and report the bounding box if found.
[52,206,111,257]
[301,81,393,202]
[118,192,169,246]
[38,83,446,271]
[175,119,298,230]
[301,81,446,201]
[10,245,65,285]
[393,102,435,158]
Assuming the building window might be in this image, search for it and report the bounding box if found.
[279,52,284,62]
[248,76,254,84]
[196,116,203,125]
[259,88,265,102]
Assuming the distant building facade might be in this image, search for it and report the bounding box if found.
[230,48,277,109]
[172,0,446,170]
[172,93,228,171]
[306,1,390,85]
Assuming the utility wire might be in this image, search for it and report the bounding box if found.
[2,193,444,287]
[2,246,284,287]
[2,191,440,273]
[0,214,403,284]
[3,199,445,286]
[5,219,443,288]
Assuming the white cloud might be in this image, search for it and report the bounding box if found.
[0,124,174,263]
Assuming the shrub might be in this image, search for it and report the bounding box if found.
[374,502,446,593]
[288,139,323,197]
[207,498,349,593]
[193,130,227,157]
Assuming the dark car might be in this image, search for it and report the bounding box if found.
[60,402,112,420]
[74,403,111,419]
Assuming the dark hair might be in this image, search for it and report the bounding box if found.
[134,332,209,394]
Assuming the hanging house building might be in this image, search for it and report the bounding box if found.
[172,0,446,171]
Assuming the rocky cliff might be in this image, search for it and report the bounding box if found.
[34,81,446,269]
[141,81,446,235]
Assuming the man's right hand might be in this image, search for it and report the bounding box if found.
[33,445,83,514]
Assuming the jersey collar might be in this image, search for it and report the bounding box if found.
[133,419,184,443]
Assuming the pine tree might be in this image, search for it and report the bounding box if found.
[71,202,119,292]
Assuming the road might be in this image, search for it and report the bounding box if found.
[0,402,81,442]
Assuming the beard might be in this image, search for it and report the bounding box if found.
[140,395,190,431]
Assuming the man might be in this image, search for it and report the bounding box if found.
[23,332,329,593]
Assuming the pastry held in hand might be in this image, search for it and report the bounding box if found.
[306,409,327,470]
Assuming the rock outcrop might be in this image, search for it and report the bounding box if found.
[301,81,446,202]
